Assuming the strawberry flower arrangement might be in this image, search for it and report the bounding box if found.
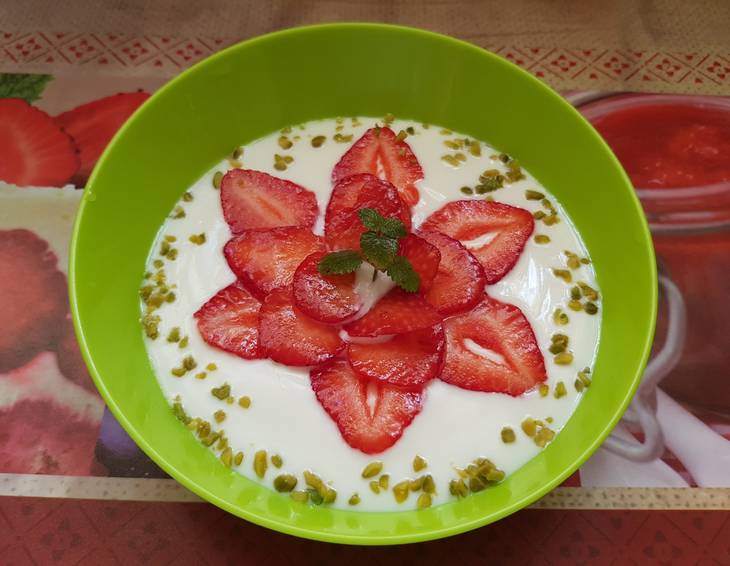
[195,125,546,455]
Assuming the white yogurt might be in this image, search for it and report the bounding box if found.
[142,118,601,511]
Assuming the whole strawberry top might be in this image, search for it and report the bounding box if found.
[194,125,545,455]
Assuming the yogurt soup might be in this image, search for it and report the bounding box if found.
[140,116,601,511]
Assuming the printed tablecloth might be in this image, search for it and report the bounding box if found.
[1,2,729,564]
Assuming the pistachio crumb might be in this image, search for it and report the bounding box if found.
[413,455,427,472]
[213,409,226,423]
[211,383,230,400]
[379,474,390,490]
[333,133,353,143]
[206,363,217,371]
[416,492,432,509]
[271,454,283,468]
[393,480,410,503]
[534,234,551,244]
[212,171,223,189]
[189,233,206,245]
[521,417,537,437]
[361,461,383,479]
[568,299,583,312]
[234,451,244,466]
[182,191,193,202]
[166,327,181,343]
[460,186,474,195]
[348,493,361,505]
[554,351,574,365]
[369,481,381,494]
[290,490,309,503]
[539,383,550,397]
[253,450,268,479]
[311,135,326,148]
[194,372,207,380]
[178,336,188,349]
[552,269,573,283]
[277,136,293,150]
[584,302,599,315]
[220,447,233,467]
[525,190,544,200]
[273,474,297,492]
[406,126,415,135]
[501,427,516,443]
[554,381,568,398]
[238,396,251,409]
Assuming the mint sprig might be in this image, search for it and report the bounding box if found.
[317,208,420,292]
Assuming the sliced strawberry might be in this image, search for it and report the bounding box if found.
[258,287,344,366]
[421,200,534,284]
[54,92,148,186]
[194,281,263,360]
[418,231,486,316]
[398,234,440,291]
[324,173,411,250]
[0,229,67,373]
[220,169,319,233]
[332,127,423,205]
[440,295,546,396]
[0,99,78,187]
[224,227,324,299]
[348,325,445,389]
[310,359,424,454]
[344,288,442,337]
[292,252,361,324]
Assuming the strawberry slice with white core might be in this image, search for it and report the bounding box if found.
[258,287,344,366]
[310,359,424,454]
[220,169,319,233]
[344,288,442,337]
[194,281,263,360]
[440,295,546,396]
[292,252,361,324]
[348,325,445,389]
[417,230,486,316]
[332,127,423,205]
[420,200,534,284]
[224,227,324,299]
[0,99,78,187]
[324,173,411,251]
[398,234,440,292]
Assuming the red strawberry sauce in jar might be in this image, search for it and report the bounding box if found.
[580,94,730,415]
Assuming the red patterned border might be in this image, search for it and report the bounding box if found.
[1,31,729,92]
[0,498,728,564]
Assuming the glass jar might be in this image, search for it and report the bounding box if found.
[579,94,730,416]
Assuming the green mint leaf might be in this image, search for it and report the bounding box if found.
[386,255,420,292]
[360,231,398,270]
[0,74,52,103]
[379,217,407,239]
[358,207,407,239]
[317,250,362,275]
[358,208,384,232]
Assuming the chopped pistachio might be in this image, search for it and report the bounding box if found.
[234,451,244,466]
[443,139,463,150]
[238,396,251,409]
[322,487,337,504]
[441,154,462,167]
[271,454,283,468]
[570,286,582,300]
[552,308,569,325]
[574,379,585,392]
[253,450,268,479]
[220,447,233,467]
[171,206,186,219]
[521,417,537,437]
[232,147,243,160]
[409,476,425,492]
[393,480,410,503]
[181,355,196,371]
[469,476,487,492]
[554,381,568,398]
[206,363,217,371]
[577,282,599,301]
[577,368,592,387]
[226,397,234,405]
[213,409,226,423]
[311,135,326,148]
[152,259,164,269]
[554,352,574,365]
[539,383,550,397]
[166,327,181,343]
[543,214,560,226]
[533,210,546,220]
[568,299,583,311]
[565,251,581,270]
[460,186,474,195]
[333,133,353,143]
[422,475,436,494]
[535,427,556,448]
[416,492,432,509]
[348,493,361,506]
[160,240,171,256]
[369,481,381,494]
[361,461,383,478]
[303,470,323,491]
[211,383,230,400]
[171,397,190,424]
[534,234,551,244]
[413,455,427,472]
[501,427,516,443]
[182,191,193,203]
[449,479,469,498]
[584,302,599,315]
[277,136,293,150]
[384,113,395,124]
[273,474,298,492]
[406,126,415,135]
[307,488,323,505]
[525,190,544,200]
[194,372,207,380]
[552,269,572,283]
[212,171,223,189]
[396,130,408,141]
[379,474,390,490]
[189,233,206,245]
[469,141,481,156]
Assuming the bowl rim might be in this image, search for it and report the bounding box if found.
[69,22,657,545]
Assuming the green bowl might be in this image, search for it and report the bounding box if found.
[70,23,656,545]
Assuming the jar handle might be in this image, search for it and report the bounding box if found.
[601,275,687,462]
